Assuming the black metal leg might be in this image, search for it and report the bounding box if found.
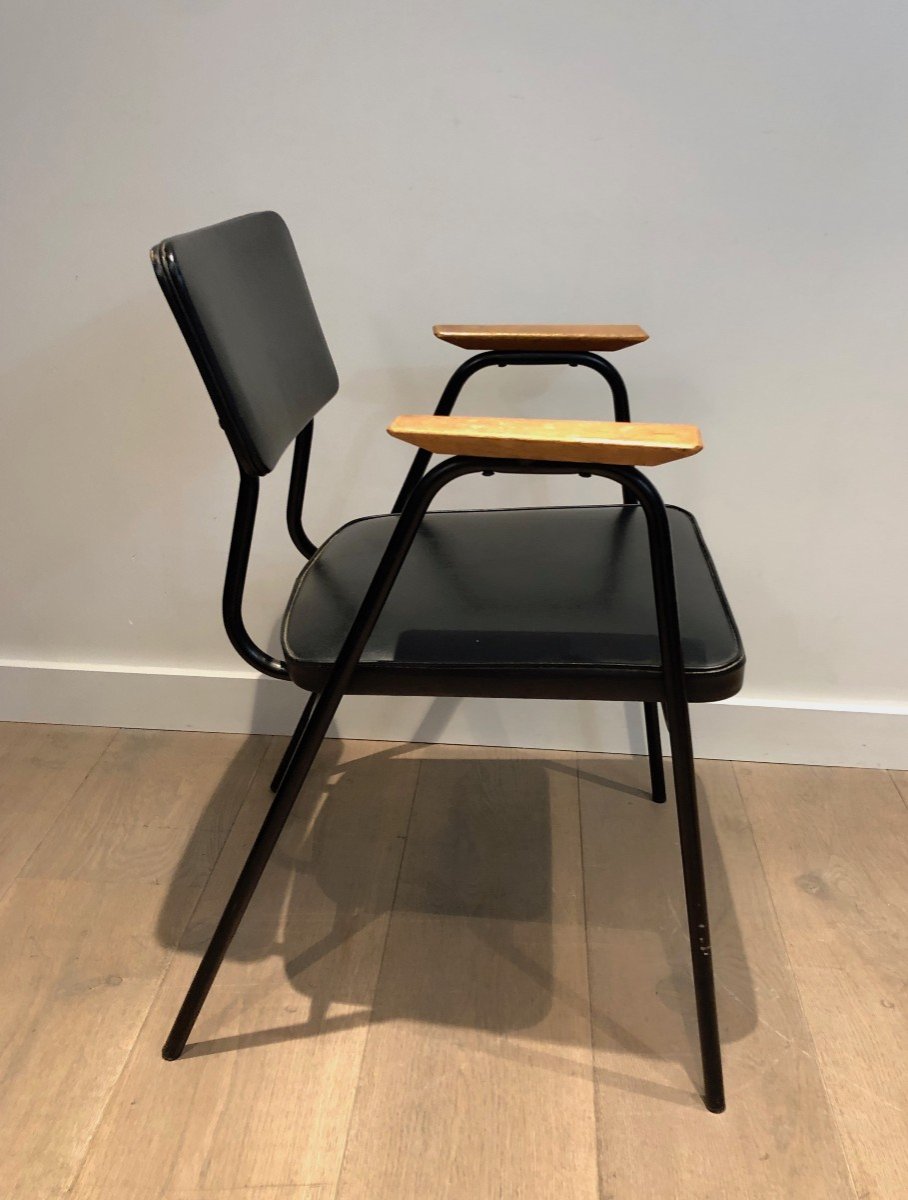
[643,701,666,804]
[162,688,343,1060]
[165,461,500,1060]
[270,691,318,792]
[663,699,725,1113]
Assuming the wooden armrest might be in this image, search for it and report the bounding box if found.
[387,415,701,467]
[433,324,649,352]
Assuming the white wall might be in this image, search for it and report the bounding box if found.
[1,1,906,765]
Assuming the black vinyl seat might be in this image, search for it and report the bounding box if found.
[282,504,744,702]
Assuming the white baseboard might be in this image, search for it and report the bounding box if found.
[0,659,905,769]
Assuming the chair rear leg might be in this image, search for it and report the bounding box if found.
[663,699,725,1112]
[270,691,318,792]
[162,689,339,1061]
[643,701,666,803]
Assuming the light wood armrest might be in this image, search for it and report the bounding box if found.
[387,415,701,467]
[433,324,648,351]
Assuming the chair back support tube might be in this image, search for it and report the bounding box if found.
[223,472,290,680]
[286,424,317,558]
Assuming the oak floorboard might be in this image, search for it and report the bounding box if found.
[0,726,268,1199]
[69,738,420,1200]
[736,761,908,1200]
[580,754,855,1199]
[0,878,184,1200]
[270,735,417,843]
[0,722,115,899]
[75,1186,330,1199]
[3,724,906,1198]
[336,744,599,1200]
[23,729,266,890]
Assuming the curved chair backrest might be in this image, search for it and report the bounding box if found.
[151,211,338,475]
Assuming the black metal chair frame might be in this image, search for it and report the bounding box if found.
[272,349,666,802]
[157,339,725,1113]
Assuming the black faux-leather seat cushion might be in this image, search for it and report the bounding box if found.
[281,504,745,702]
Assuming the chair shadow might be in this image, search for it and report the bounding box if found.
[155,705,757,1107]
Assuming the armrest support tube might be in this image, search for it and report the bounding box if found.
[392,350,631,512]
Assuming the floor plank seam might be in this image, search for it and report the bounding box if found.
[2,725,118,904]
[62,730,272,1200]
[4,728,905,1199]
[576,750,607,1200]
[331,751,423,1200]
[730,762,862,1200]
[886,770,908,813]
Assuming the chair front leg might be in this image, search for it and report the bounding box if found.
[662,695,725,1113]
[164,457,479,1060]
[162,687,342,1060]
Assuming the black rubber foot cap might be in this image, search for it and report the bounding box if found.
[705,1095,726,1114]
[161,1045,183,1061]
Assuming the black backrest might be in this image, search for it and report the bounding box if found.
[151,211,338,475]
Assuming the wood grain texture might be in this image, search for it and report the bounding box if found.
[22,729,267,951]
[0,726,267,1200]
[0,722,115,900]
[4,724,906,1199]
[73,1187,328,1200]
[70,738,421,1200]
[433,323,649,351]
[387,414,702,466]
[735,762,908,1200]
[336,744,599,1200]
[0,879,182,1200]
[579,754,855,1199]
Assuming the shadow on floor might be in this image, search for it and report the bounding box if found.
[155,727,756,1103]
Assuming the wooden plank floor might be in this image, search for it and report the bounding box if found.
[0,723,904,1199]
